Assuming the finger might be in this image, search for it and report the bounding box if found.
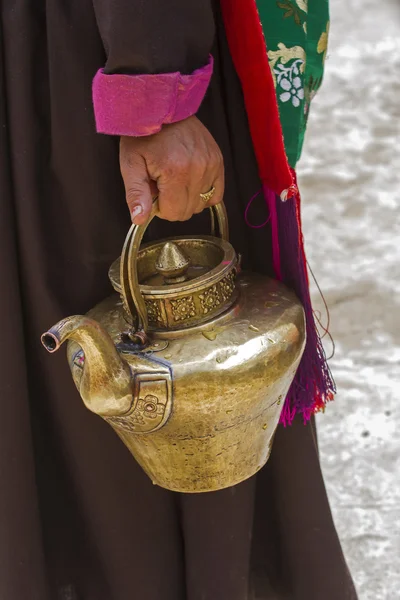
[194,171,225,214]
[206,154,225,208]
[155,161,191,221]
[158,183,190,221]
[120,150,153,225]
[207,171,225,207]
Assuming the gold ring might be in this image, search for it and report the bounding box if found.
[200,186,216,204]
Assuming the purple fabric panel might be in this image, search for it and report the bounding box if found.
[92,56,213,136]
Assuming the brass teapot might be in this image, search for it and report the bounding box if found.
[42,203,305,493]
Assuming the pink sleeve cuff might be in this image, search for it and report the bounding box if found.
[92,56,214,137]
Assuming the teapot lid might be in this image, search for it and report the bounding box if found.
[108,203,239,332]
[109,233,238,331]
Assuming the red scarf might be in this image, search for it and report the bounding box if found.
[220,0,335,425]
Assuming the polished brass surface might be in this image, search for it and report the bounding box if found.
[155,242,191,284]
[41,316,133,417]
[109,202,237,332]
[42,201,306,493]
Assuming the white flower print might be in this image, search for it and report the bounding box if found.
[279,76,304,107]
[295,0,308,13]
[274,59,305,108]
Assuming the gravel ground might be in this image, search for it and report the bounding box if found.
[297,0,400,598]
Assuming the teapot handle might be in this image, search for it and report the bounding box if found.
[120,201,229,339]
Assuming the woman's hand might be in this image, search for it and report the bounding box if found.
[120,116,224,225]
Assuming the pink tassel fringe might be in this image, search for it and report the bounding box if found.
[262,184,336,426]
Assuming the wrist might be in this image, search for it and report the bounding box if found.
[92,56,213,137]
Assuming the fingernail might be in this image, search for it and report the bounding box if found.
[130,204,143,221]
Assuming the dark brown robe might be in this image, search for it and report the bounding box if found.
[0,0,357,598]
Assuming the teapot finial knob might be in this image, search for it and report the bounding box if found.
[155,242,191,284]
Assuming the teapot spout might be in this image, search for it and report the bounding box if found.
[41,316,133,417]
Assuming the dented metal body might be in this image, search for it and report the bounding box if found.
[42,203,305,492]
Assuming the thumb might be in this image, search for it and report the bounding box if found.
[120,150,153,225]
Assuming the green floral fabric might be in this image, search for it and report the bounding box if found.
[256,0,329,167]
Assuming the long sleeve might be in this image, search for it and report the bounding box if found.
[92,0,215,75]
[92,0,215,136]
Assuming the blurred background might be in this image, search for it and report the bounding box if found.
[298,0,400,598]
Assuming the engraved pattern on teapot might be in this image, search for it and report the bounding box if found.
[104,369,173,435]
[170,296,196,322]
[106,393,166,433]
[145,299,163,325]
